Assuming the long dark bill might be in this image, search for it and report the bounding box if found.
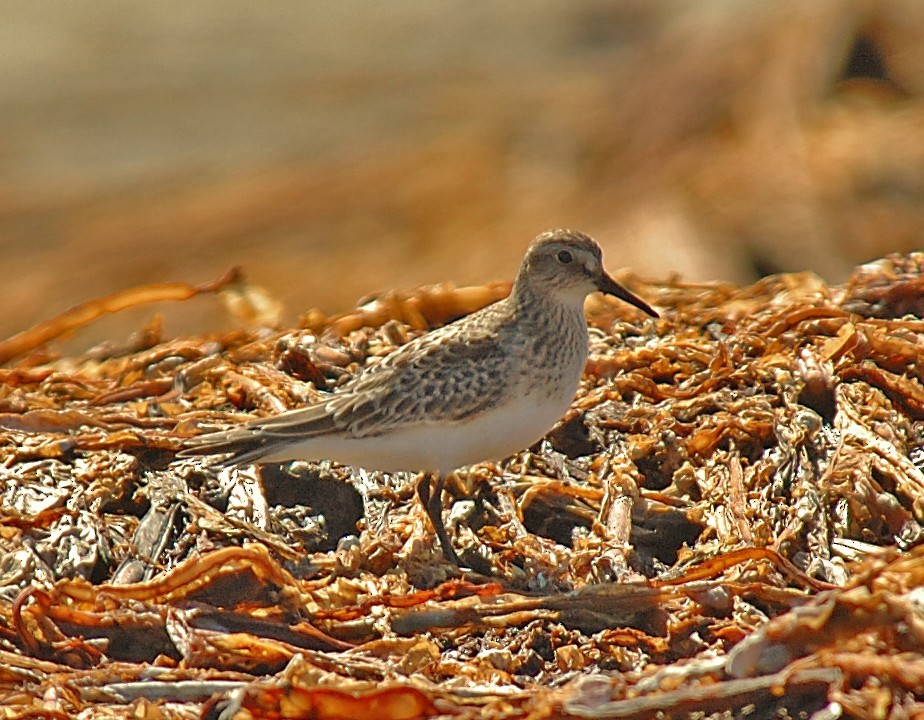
[596,273,659,318]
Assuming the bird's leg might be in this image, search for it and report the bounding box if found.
[416,472,462,566]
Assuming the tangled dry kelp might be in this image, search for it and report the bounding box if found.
[1,254,924,719]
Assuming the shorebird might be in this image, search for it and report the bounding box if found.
[180,229,658,565]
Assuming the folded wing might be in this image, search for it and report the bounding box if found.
[178,306,516,466]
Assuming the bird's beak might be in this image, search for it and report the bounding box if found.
[596,272,659,317]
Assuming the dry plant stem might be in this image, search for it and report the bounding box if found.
[653,547,836,592]
[52,543,298,605]
[0,267,241,365]
[727,454,754,543]
[322,281,512,336]
[562,667,841,719]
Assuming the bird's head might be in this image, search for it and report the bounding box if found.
[518,229,658,316]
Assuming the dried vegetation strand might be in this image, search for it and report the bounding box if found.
[1,253,924,719]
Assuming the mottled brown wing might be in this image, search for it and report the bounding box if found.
[328,320,516,437]
[180,304,516,461]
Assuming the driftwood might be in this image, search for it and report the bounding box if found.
[1,253,923,719]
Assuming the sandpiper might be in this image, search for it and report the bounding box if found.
[180,229,658,565]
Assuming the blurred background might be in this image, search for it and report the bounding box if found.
[2,0,923,347]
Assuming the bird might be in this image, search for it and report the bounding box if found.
[179,229,658,565]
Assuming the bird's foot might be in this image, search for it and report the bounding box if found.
[415,473,465,567]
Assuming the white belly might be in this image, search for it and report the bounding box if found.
[261,386,577,474]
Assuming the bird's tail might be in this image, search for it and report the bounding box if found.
[176,428,278,467]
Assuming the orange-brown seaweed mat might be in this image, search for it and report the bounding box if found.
[1,254,924,718]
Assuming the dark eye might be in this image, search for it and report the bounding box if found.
[557,250,573,264]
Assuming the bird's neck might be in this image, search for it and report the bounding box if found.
[510,277,590,381]
[508,281,588,360]
[511,276,586,318]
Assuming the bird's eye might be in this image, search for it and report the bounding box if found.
[557,250,573,264]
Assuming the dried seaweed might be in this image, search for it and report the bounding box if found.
[1,253,923,718]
